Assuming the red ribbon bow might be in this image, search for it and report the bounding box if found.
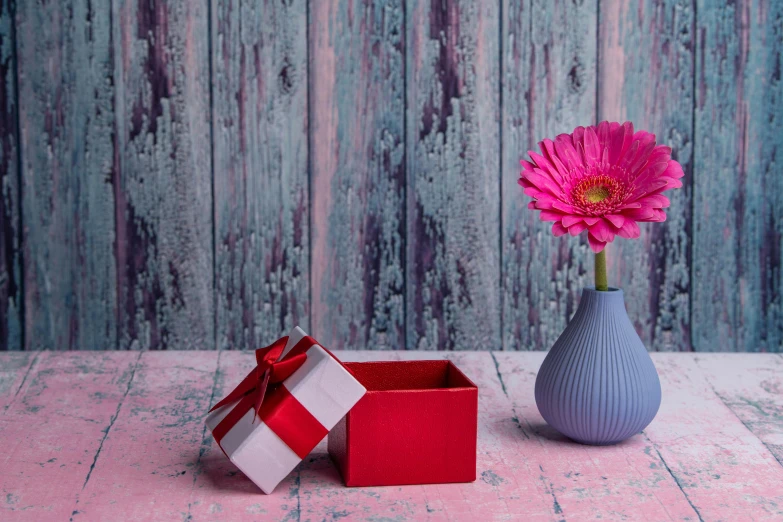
[209,333,353,458]
[209,336,308,423]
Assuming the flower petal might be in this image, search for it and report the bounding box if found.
[522,171,559,197]
[596,121,612,151]
[625,133,657,174]
[616,220,641,239]
[622,206,655,221]
[588,234,607,253]
[540,139,558,166]
[572,126,586,157]
[664,159,685,179]
[608,122,629,164]
[665,177,683,189]
[651,209,667,222]
[539,210,564,222]
[583,125,601,164]
[568,221,588,235]
[605,214,625,228]
[638,194,670,208]
[589,218,616,243]
[554,134,582,170]
[551,200,578,213]
[528,151,564,184]
[552,222,568,237]
[534,196,555,209]
[520,159,536,172]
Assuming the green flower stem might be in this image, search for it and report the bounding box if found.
[595,249,608,291]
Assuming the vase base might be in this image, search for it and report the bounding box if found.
[566,435,639,446]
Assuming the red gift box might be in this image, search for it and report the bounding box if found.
[328,360,478,487]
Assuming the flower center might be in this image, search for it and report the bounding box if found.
[571,173,625,214]
[585,185,610,203]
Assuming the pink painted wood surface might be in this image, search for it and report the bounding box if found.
[0,352,140,519]
[0,352,37,412]
[493,352,701,521]
[1,352,781,521]
[693,354,783,466]
[645,355,783,520]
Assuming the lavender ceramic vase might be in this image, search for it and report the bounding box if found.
[534,287,661,445]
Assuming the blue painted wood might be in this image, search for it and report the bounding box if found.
[406,0,502,351]
[310,0,406,351]
[16,0,118,350]
[0,0,21,350]
[212,0,309,350]
[598,0,694,351]
[501,0,597,351]
[2,0,781,352]
[693,0,783,352]
[113,0,214,350]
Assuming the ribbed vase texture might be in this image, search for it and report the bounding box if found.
[534,288,661,445]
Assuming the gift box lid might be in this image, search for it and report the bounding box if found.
[205,327,366,494]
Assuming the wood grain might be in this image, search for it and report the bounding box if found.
[493,351,703,520]
[16,0,118,350]
[407,0,501,351]
[3,351,783,520]
[2,0,782,353]
[113,0,213,350]
[644,354,783,519]
[0,351,139,519]
[693,0,783,352]
[212,0,309,351]
[77,352,219,519]
[0,351,38,411]
[307,351,557,519]
[310,0,406,351]
[599,0,694,351]
[694,353,783,466]
[501,0,597,351]
[0,0,21,351]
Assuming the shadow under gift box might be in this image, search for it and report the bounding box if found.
[328,360,478,487]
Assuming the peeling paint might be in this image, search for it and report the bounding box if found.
[213,0,309,351]
[501,0,595,352]
[310,0,405,351]
[16,0,117,351]
[693,0,783,353]
[598,0,694,352]
[0,0,22,352]
[408,0,501,351]
[1,0,781,357]
[3,352,783,519]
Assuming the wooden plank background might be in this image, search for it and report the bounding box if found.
[0,0,780,352]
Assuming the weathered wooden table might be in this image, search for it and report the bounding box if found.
[1,351,781,521]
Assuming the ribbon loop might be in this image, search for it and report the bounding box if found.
[268,353,307,383]
[209,335,308,419]
[209,333,326,451]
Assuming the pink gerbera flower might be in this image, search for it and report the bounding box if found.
[519,121,684,253]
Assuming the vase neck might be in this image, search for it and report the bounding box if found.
[575,287,626,319]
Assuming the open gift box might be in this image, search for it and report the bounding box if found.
[328,360,478,487]
[205,327,478,493]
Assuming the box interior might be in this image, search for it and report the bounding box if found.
[343,360,475,391]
